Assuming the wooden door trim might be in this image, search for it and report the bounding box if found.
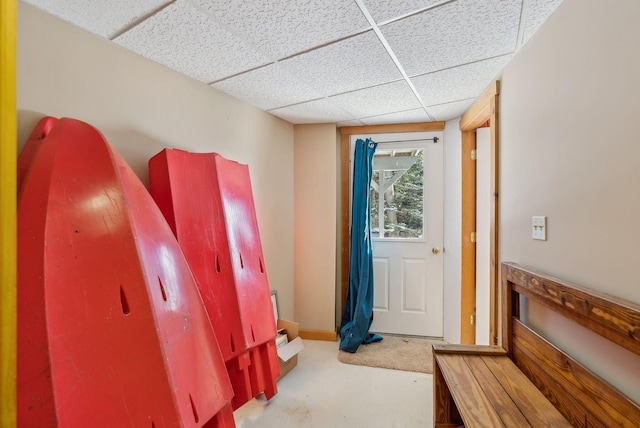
[1,0,17,425]
[459,80,500,345]
[460,130,476,343]
[338,122,445,326]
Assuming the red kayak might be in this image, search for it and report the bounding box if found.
[17,118,234,427]
[149,149,280,409]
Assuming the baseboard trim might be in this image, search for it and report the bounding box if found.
[299,329,337,341]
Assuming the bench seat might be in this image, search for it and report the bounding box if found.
[433,344,571,427]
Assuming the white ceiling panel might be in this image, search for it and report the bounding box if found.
[212,63,323,111]
[330,81,421,119]
[412,54,512,107]
[193,0,371,60]
[114,0,270,83]
[381,0,521,76]
[522,0,565,45]
[425,99,474,122]
[360,108,431,126]
[280,31,402,97]
[23,0,172,39]
[269,98,354,124]
[362,0,448,24]
[27,0,562,124]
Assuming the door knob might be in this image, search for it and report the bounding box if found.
[432,247,440,255]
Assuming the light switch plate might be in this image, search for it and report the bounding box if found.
[532,216,547,240]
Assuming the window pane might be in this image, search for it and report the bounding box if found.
[384,151,423,238]
[370,170,380,237]
[369,148,424,239]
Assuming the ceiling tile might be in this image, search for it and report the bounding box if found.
[23,0,172,39]
[522,0,565,45]
[424,99,474,122]
[269,98,354,124]
[114,0,270,83]
[212,63,323,111]
[330,81,420,119]
[381,0,521,76]
[412,54,513,106]
[280,31,402,97]
[193,0,371,60]
[361,0,447,24]
[360,108,431,125]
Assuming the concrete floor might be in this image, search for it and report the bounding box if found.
[233,339,433,427]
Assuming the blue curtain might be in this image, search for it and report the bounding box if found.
[339,138,383,353]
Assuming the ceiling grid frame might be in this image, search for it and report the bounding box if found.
[354,0,435,122]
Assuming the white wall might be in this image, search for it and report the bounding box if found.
[443,118,461,344]
[500,0,640,401]
[294,124,337,332]
[17,3,296,320]
[474,127,491,346]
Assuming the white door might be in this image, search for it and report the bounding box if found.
[354,132,443,337]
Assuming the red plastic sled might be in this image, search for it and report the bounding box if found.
[17,118,235,427]
[149,149,280,409]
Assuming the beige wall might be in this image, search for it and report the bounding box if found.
[17,3,296,319]
[293,124,337,332]
[500,0,640,401]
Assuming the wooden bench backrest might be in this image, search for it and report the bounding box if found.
[501,262,640,427]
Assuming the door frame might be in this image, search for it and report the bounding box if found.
[459,81,500,345]
[338,122,445,326]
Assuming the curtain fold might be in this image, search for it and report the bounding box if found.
[339,138,382,353]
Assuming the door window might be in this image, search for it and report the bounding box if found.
[370,148,424,239]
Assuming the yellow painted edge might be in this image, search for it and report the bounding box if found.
[299,329,337,342]
[0,0,17,426]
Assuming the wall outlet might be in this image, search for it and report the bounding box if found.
[532,216,547,240]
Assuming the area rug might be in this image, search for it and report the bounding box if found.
[337,335,447,374]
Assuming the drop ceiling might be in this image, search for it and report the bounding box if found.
[23,0,564,126]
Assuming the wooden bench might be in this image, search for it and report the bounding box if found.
[433,262,640,427]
